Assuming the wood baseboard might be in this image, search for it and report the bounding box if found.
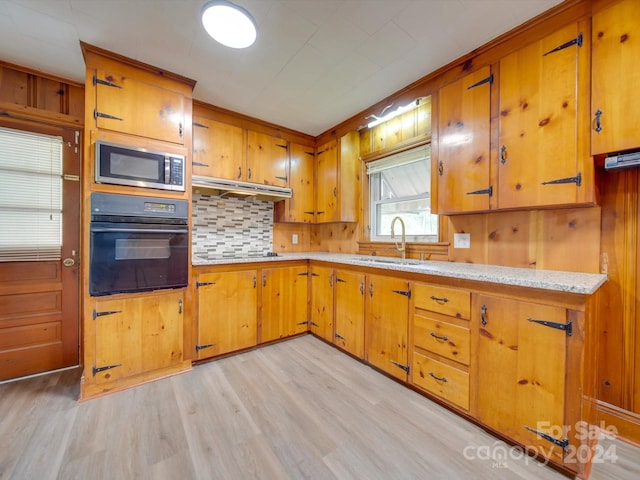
[587,398,640,446]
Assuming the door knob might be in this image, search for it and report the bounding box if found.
[63,258,75,267]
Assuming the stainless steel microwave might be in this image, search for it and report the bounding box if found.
[95,140,185,192]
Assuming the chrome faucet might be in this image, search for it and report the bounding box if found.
[391,216,406,260]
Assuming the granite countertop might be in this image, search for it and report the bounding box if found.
[192,252,607,295]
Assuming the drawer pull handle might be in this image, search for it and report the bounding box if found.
[430,332,449,342]
[429,372,447,383]
[430,295,449,304]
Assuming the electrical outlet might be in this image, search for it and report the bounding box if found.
[292,234,299,245]
[454,233,471,249]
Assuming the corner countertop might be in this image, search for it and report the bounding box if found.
[192,252,607,295]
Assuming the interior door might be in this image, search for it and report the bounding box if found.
[0,120,80,381]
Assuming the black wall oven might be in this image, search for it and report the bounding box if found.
[90,193,188,296]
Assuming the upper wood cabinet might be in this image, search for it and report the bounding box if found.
[316,131,360,223]
[247,131,289,186]
[276,142,315,223]
[498,22,590,209]
[93,69,186,145]
[436,66,492,214]
[591,0,640,155]
[195,270,257,360]
[192,117,244,179]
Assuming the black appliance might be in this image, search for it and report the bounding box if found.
[95,140,185,192]
[89,193,188,296]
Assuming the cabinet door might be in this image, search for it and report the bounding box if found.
[94,69,185,144]
[475,294,567,463]
[247,131,289,186]
[196,270,257,359]
[365,274,410,381]
[436,66,492,213]
[192,117,244,179]
[498,23,584,208]
[334,269,365,358]
[591,0,640,155]
[93,291,183,384]
[287,142,315,223]
[261,266,309,343]
[316,139,338,223]
[310,265,334,342]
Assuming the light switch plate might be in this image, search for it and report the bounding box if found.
[454,233,471,249]
[292,234,299,245]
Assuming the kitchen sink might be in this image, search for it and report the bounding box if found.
[356,257,421,266]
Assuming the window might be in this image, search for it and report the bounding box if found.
[368,144,438,242]
[0,127,63,261]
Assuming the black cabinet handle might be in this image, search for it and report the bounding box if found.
[429,372,447,383]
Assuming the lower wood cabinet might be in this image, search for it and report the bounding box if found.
[86,290,188,395]
[195,270,257,359]
[261,265,309,343]
[473,294,570,464]
[334,269,365,358]
[411,283,471,410]
[365,273,410,381]
[310,265,334,342]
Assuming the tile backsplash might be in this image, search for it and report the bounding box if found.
[192,193,273,259]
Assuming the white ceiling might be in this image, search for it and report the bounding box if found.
[0,0,562,136]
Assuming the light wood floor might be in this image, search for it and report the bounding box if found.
[1,335,638,479]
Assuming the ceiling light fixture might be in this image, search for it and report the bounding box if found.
[201,1,257,49]
[366,100,419,129]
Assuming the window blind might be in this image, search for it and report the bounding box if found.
[0,127,63,261]
[366,144,431,175]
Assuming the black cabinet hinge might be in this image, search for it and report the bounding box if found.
[304,151,315,157]
[92,364,122,376]
[196,281,216,288]
[94,110,123,121]
[93,76,122,88]
[93,309,122,320]
[275,176,288,181]
[193,121,209,129]
[193,161,209,167]
[524,426,570,451]
[390,360,410,373]
[276,144,288,150]
[467,73,493,90]
[196,343,216,352]
[335,332,345,341]
[335,277,347,283]
[392,289,412,299]
[296,321,308,326]
[310,321,319,327]
[541,172,581,187]
[528,318,572,336]
[467,185,493,196]
[298,272,312,277]
[543,32,583,56]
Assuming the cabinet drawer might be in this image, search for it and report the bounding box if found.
[414,284,470,319]
[413,314,470,365]
[413,352,469,410]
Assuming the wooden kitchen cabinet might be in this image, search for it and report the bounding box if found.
[435,66,492,214]
[315,131,359,223]
[310,265,334,342]
[474,294,569,464]
[192,116,245,179]
[497,22,591,209]
[93,69,186,145]
[261,265,309,342]
[195,270,257,359]
[591,0,640,155]
[334,269,365,358]
[411,283,471,410]
[247,131,289,186]
[276,142,315,223]
[92,290,185,385]
[365,273,410,381]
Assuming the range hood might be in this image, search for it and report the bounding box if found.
[604,151,640,171]
[192,175,292,201]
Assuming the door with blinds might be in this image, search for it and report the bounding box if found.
[0,121,80,381]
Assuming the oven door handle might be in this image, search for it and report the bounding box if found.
[90,227,189,234]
